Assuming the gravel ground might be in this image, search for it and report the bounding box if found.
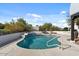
[0,32,24,47]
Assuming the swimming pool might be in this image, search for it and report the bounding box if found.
[17,33,61,49]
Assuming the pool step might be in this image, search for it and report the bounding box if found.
[46,37,59,47]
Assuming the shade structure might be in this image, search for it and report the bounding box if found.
[70,3,79,40]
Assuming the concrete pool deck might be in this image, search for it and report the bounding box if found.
[0,31,79,56]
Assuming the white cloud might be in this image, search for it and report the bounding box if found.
[25,13,43,25]
[60,11,66,14]
[25,14,68,28]
[13,17,18,20]
[51,19,68,28]
[26,13,42,18]
[12,16,24,22]
[1,13,67,28]
[57,19,66,23]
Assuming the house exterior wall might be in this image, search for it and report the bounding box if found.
[33,26,39,31]
[70,3,79,15]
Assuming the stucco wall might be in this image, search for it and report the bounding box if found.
[70,3,79,15]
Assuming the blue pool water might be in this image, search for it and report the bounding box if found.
[17,33,61,49]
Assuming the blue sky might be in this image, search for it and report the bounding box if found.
[0,3,70,28]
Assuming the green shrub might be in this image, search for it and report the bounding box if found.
[0,29,11,35]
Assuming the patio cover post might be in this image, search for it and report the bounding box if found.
[71,16,74,41]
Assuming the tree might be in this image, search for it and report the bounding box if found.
[42,23,52,31]
[39,23,61,31]
[63,27,69,31]
[4,23,16,33]
[15,22,25,32]
[17,18,30,31]
[52,26,62,31]
[0,18,33,35]
[67,18,71,26]
[39,26,45,31]
[4,18,27,32]
[17,18,27,25]
[0,23,4,29]
[26,24,33,32]
[75,17,79,28]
